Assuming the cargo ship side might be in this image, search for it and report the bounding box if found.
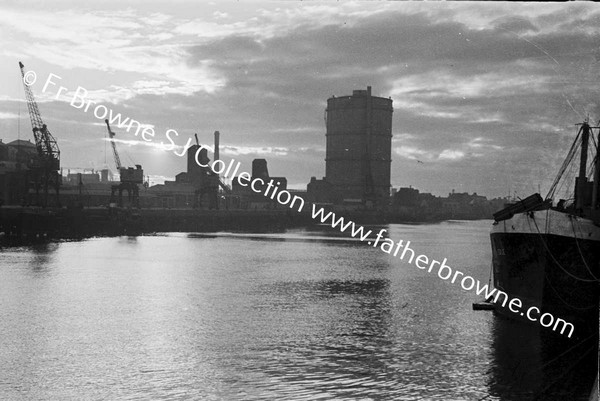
[491,207,600,336]
[490,121,600,338]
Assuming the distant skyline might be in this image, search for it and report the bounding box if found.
[1,1,599,198]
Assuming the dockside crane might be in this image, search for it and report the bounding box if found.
[18,61,61,207]
[105,119,143,207]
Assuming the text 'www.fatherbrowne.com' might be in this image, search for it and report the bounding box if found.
[24,67,575,339]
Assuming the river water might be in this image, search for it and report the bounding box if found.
[0,220,595,400]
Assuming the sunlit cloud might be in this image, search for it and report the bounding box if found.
[102,137,180,152]
[395,146,434,161]
[438,149,466,161]
[221,145,289,156]
[390,70,551,101]
[270,127,320,134]
[0,112,19,119]
[468,137,503,150]
[0,8,226,97]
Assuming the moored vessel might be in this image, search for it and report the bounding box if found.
[491,121,600,338]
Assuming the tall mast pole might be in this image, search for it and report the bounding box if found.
[592,126,600,210]
[575,122,590,211]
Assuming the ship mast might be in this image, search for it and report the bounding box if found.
[575,122,590,211]
[592,125,600,211]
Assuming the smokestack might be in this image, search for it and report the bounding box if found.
[214,131,220,163]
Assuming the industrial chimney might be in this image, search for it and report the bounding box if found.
[214,131,220,163]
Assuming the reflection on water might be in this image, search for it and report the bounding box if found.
[488,314,597,401]
[0,220,596,400]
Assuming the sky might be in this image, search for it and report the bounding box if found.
[1,1,599,199]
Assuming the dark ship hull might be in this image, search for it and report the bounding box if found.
[488,122,600,398]
[491,208,600,339]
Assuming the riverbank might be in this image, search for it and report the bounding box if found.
[0,206,314,241]
[0,205,494,244]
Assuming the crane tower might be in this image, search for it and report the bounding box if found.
[18,61,61,207]
[105,119,143,207]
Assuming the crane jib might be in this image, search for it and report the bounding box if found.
[18,61,61,206]
[18,62,60,165]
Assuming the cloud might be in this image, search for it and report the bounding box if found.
[438,149,465,161]
[395,146,433,161]
[0,8,225,97]
[221,145,289,157]
[0,112,19,119]
[102,137,170,152]
[467,137,503,151]
[493,17,539,34]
